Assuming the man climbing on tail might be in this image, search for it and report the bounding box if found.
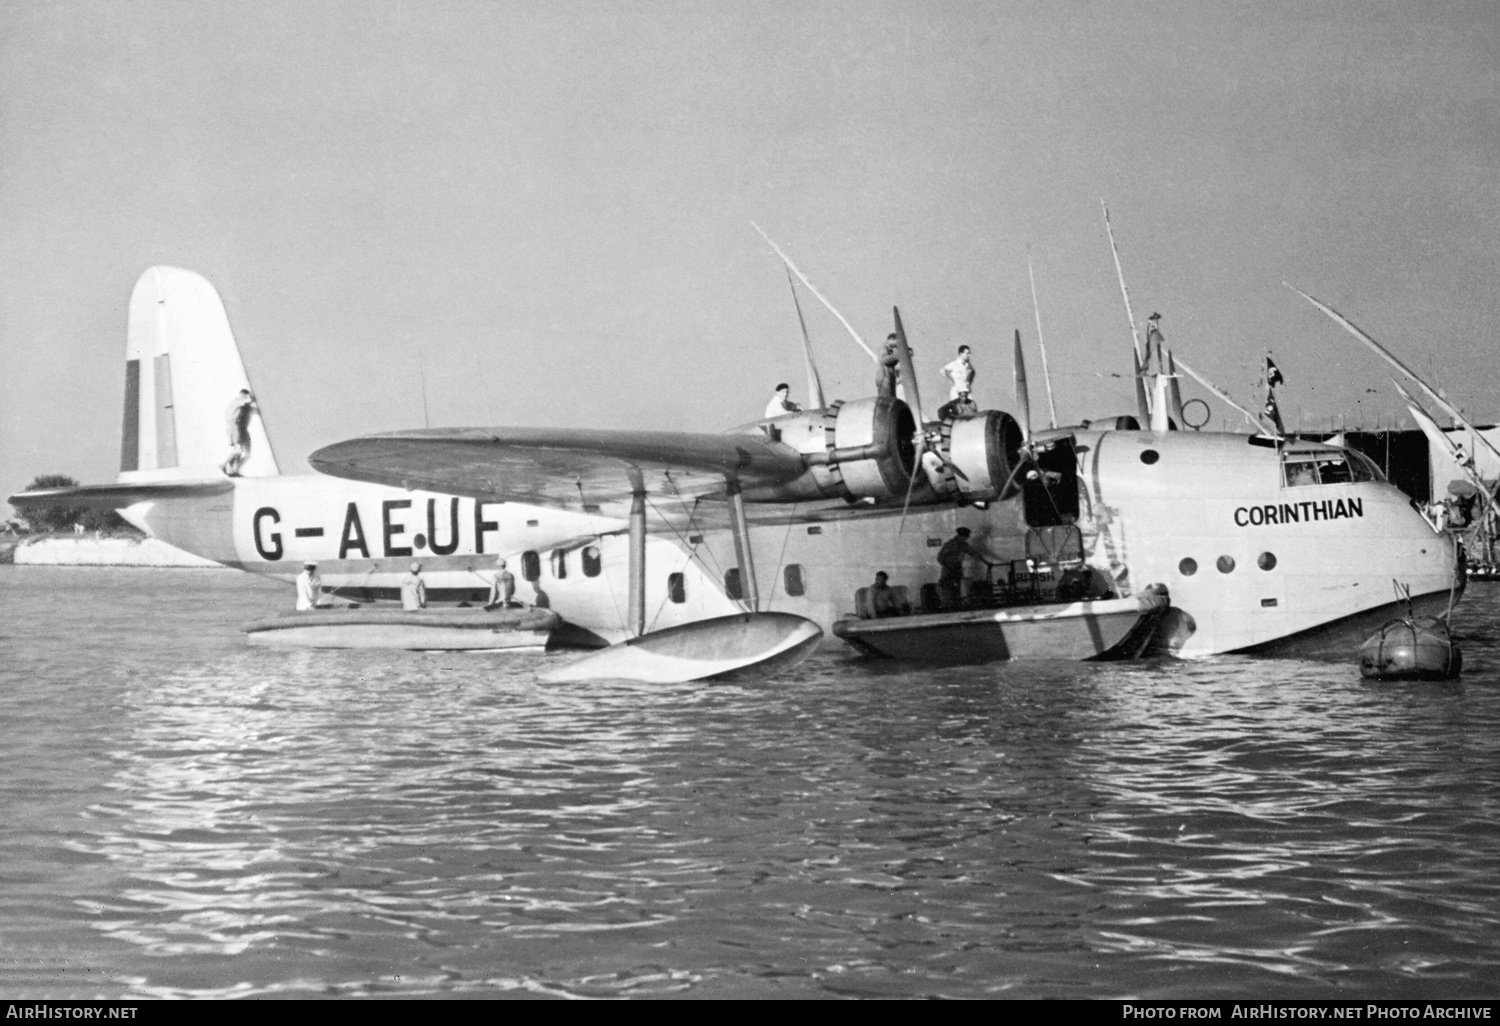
[222,388,257,476]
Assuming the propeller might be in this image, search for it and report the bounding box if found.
[892,307,938,533]
[1013,328,1032,445]
[1002,329,1072,521]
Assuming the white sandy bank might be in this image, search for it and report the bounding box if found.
[14,536,225,568]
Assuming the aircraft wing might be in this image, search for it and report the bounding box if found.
[308,427,808,508]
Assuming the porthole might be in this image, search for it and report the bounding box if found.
[1178,558,1198,576]
[725,568,743,600]
[1140,449,1160,465]
[520,550,540,582]
[550,549,567,579]
[667,572,686,603]
[581,545,602,577]
[1257,552,1277,571]
[784,563,806,597]
[1217,555,1236,574]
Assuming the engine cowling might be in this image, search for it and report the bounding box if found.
[747,396,917,503]
[929,410,1024,502]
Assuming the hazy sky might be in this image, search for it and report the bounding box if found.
[4,0,1499,502]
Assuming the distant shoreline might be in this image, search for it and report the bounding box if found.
[2,534,226,568]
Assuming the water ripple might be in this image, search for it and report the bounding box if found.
[3,567,1500,997]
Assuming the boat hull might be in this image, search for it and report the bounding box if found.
[244,607,561,650]
[832,588,1169,665]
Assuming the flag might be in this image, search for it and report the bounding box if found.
[1263,389,1286,435]
[1265,355,1284,389]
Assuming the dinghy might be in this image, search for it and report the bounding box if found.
[833,586,1169,664]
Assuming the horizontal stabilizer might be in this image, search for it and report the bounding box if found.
[310,427,808,508]
[9,478,232,511]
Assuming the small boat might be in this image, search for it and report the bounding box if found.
[833,585,1170,664]
[244,606,562,650]
[1358,615,1461,680]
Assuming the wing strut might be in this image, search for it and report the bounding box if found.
[628,483,647,638]
[544,469,817,683]
[727,481,759,611]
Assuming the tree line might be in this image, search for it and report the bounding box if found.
[8,475,132,533]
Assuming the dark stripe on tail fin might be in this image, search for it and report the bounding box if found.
[120,359,140,472]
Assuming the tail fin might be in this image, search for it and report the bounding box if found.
[119,267,279,481]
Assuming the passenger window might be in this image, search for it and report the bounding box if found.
[784,563,805,597]
[667,572,686,603]
[725,568,743,600]
[520,550,540,582]
[550,549,567,579]
[581,545,602,577]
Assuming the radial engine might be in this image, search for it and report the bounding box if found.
[744,397,1025,506]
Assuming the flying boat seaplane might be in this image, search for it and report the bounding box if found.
[306,253,1461,667]
[12,263,1462,675]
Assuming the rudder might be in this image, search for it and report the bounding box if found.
[119,267,279,481]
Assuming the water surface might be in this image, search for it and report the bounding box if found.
[1,566,1497,998]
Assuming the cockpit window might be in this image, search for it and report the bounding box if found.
[1283,457,1320,487]
[1345,450,1385,483]
[1281,449,1384,487]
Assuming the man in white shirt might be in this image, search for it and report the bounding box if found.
[942,345,975,401]
[485,559,517,609]
[764,383,802,418]
[401,561,427,610]
[295,561,326,610]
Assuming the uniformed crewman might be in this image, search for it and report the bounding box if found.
[401,561,427,610]
[484,558,517,610]
[295,561,326,610]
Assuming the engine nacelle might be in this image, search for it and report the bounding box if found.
[747,396,916,503]
[929,410,1024,502]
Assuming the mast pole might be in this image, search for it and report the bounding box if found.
[1027,258,1059,429]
